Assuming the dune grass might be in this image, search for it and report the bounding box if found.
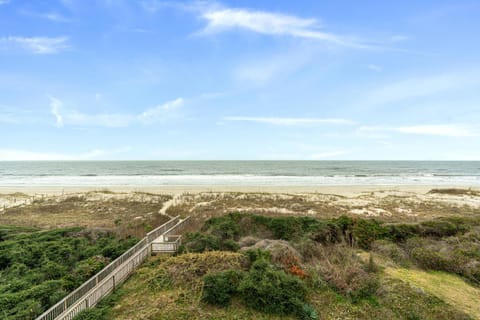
[385,267,480,319]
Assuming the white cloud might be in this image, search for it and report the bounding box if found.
[66,112,134,127]
[37,12,71,23]
[0,149,110,161]
[138,97,184,122]
[199,7,370,48]
[232,50,313,86]
[224,116,355,126]
[0,36,70,54]
[359,124,478,137]
[395,124,477,137]
[48,96,184,127]
[366,72,480,106]
[20,9,72,23]
[48,96,64,127]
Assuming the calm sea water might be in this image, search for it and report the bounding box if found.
[0,161,479,186]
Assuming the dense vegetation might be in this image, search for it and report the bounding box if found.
[0,226,137,319]
[79,212,479,319]
[181,213,480,284]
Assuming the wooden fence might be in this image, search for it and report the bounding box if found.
[35,216,190,320]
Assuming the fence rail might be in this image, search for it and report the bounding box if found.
[36,216,187,320]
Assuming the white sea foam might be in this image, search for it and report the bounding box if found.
[0,174,479,186]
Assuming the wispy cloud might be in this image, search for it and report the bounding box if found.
[49,96,184,127]
[20,8,72,23]
[232,49,313,86]
[359,124,478,137]
[395,124,478,137]
[365,72,480,107]
[26,11,72,23]
[0,147,131,161]
[138,98,184,123]
[224,116,355,126]
[0,36,70,54]
[199,7,370,48]
[48,96,64,127]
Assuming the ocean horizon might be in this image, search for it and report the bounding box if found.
[1,161,479,186]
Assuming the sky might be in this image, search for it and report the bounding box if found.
[0,0,480,160]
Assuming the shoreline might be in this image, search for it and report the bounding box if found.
[1,185,478,197]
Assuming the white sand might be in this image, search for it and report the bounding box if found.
[0,184,478,197]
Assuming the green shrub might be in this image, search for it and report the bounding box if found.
[181,229,241,253]
[222,239,240,251]
[410,247,458,272]
[74,256,109,280]
[74,308,107,320]
[238,259,307,316]
[419,220,466,238]
[298,303,319,320]
[347,274,380,302]
[203,214,241,240]
[372,240,410,267]
[202,270,244,306]
[0,226,137,319]
[180,232,221,253]
[385,224,421,242]
[243,249,271,264]
[311,222,343,244]
[352,219,387,249]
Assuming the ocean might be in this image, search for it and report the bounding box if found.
[0,161,479,186]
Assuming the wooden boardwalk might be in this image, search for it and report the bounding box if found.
[36,216,190,320]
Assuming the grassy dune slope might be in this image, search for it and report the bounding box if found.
[386,268,480,319]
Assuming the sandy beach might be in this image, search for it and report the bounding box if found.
[1,184,479,197]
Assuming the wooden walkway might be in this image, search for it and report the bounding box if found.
[36,216,190,320]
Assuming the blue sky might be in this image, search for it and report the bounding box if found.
[1,0,479,160]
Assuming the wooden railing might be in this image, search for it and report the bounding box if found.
[35,216,189,320]
[151,216,191,253]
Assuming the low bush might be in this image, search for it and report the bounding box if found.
[352,219,387,249]
[315,245,380,301]
[201,250,317,319]
[372,240,410,267]
[238,258,308,316]
[385,224,421,242]
[202,213,242,240]
[180,232,221,253]
[0,226,137,319]
[180,232,240,253]
[202,269,244,306]
[419,220,467,238]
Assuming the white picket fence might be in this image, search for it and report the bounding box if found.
[35,216,190,320]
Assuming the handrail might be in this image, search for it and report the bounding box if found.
[163,216,191,236]
[35,216,181,320]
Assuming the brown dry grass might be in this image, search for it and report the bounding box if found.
[0,191,172,238]
[164,191,480,231]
